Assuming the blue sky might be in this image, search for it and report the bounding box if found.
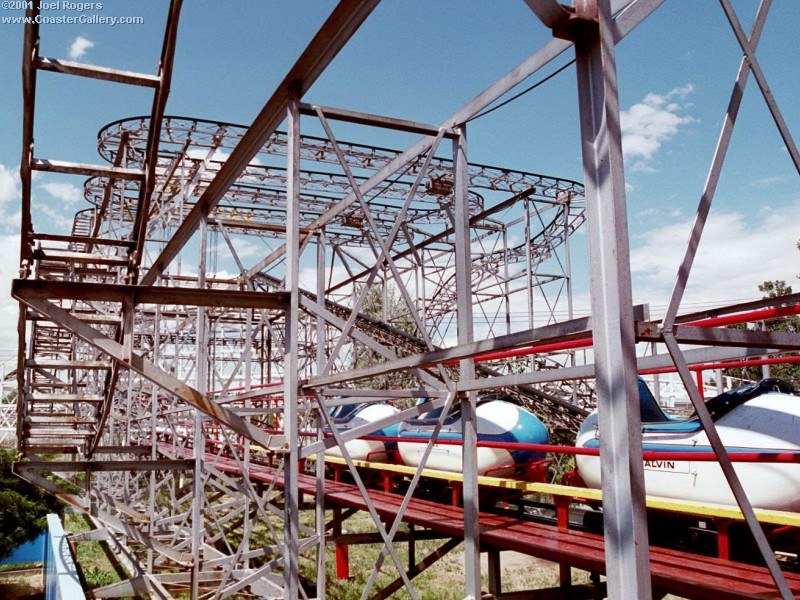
[0,0,798,361]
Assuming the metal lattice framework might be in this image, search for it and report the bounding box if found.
[10,1,800,599]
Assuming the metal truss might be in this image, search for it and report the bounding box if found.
[11,0,800,599]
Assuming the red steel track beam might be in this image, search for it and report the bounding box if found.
[461,303,800,366]
[639,354,800,376]
[680,304,800,328]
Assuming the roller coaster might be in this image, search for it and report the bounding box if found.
[9,1,800,598]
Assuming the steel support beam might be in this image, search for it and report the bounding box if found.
[12,294,284,451]
[12,280,287,311]
[243,0,662,283]
[191,215,208,598]
[573,1,650,596]
[25,460,194,472]
[453,124,480,599]
[283,96,302,600]
[299,102,457,137]
[662,334,793,599]
[34,56,161,87]
[661,0,770,330]
[304,313,598,388]
[140,0,380,286]
[454,344,782,393]
[131,0,184,276]
[315,228,327,600]
[144,1,655,287]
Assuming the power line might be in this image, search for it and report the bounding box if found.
[466,59,576,123]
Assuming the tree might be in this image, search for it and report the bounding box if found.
[0,448,62,560]
[351,283,419,393]
[725,280,799,387]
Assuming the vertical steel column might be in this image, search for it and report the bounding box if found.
[524,200,535,331]
[651,343,661,403]
[315,229,327,600]
[502,229,511,335]
[283,95,302,600]
[242,303,252,570]
[191,217,209,598]
[563,198,578,405]
[573,1,651,597]
[562,198,574,323]
[147,296,161,574]
[453,124,480,599]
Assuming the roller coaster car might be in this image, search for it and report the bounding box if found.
[324,402,400,463]
[575,378,800,512]
[397,391,550,480]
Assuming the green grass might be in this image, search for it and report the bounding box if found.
[297,510,598,599]
[63,513,130,592]
[0,561,40,573]
[53,496,687,599]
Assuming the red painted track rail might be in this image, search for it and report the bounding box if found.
[167,445,800,599]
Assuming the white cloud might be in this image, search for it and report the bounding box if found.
[40,181,82,204]
[216,237,264,263]
[186,148,230,162]
[68,36,94,61]
[621,85,696,169]
[630,203,800,313]
[750,175,786,189]
[35,202,73,225]
[0,164,20,204]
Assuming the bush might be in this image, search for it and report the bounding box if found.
[0,449,62,561]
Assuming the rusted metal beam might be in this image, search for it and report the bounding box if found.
[638,325,800,350]
[30,232,136,247]
[31,249,129,266]
[11,295,285,452]
[19,1,40,271]
[25,460,194,472]
[298,102,457,137]
[89,131,131,246]
[209,217,315,235]
[244,0,661,283]
[25,359,110,369]
[13,463,190,565]
[34,56,161,87]
[304,311,603,388]
[130,0,184,275]
[13,280,288,310]
[30,158,144,180]
[140,0,380,286]
[523,0,571,29]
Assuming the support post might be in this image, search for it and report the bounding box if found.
[487,549,501,597]
[572,1,651,597]
[453,124,480,599]
[333,508,349,580]
[191,216,209,598]
[316,229,327,600]
[283,94,302,600]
